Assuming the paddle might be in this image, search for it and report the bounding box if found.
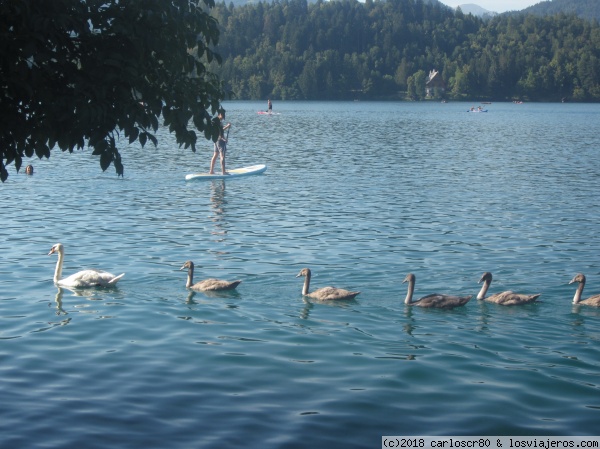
[225,125,230,141]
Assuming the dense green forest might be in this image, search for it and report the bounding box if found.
[523,0,600,21]
[208,0,600,102]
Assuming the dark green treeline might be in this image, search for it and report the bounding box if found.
[208,0,600,102]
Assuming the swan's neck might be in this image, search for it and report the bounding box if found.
[54,249,64,283]
[302,272,311,295]
[573,280,585,304]
[477,279,490,300]
[186,265,194,288]
[404,279,415,305]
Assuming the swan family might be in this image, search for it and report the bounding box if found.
[48,243,600,308]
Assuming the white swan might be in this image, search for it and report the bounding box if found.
[569,273,600,306]
[402,273,471,308]
[477,272,541,305]
[180,260,241,291]
[296,268,360,301]
[48,243,124,288]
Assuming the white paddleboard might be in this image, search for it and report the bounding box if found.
[185,164,267,181]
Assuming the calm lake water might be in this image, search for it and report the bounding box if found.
[2,101,600,448]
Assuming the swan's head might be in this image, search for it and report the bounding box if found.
[402,273,415,284]
[296,268,311,278]
[569,273,586,285]
[180,260,194,271]
[48,243,63,256]
[479,272,492,284]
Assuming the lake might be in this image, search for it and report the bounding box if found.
[1,101,600,448]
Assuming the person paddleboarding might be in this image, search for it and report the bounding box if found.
[209,109,231,175]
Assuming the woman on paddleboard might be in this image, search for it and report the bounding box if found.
[209,110,231,175]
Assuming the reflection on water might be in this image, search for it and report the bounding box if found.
[53,286,119,315]
[54,288,67,315]
[298,298,314,320]
[209,180,227,240]
[185,290,197,305]
[402,306,416,336]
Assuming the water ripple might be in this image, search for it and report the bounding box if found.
[2,102,600,447]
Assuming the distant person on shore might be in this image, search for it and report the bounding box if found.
[25,164,34,175]
[209,110,231,175]
[267,99,272,113]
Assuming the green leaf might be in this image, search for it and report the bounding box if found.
[139,132,147,148]
[100,150,112,171]
[128,127,139,144]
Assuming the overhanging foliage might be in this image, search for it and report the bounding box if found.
[0,0,226,182]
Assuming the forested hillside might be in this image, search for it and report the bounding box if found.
[522,0,600,22]
[209,0,600,102]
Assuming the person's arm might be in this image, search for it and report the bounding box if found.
[220,123,231,142]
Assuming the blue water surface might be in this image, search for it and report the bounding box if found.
[1,101,600,448]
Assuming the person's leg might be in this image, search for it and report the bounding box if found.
[220,152,227,174]
[220,144,227,175]
[209,149,218,174]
